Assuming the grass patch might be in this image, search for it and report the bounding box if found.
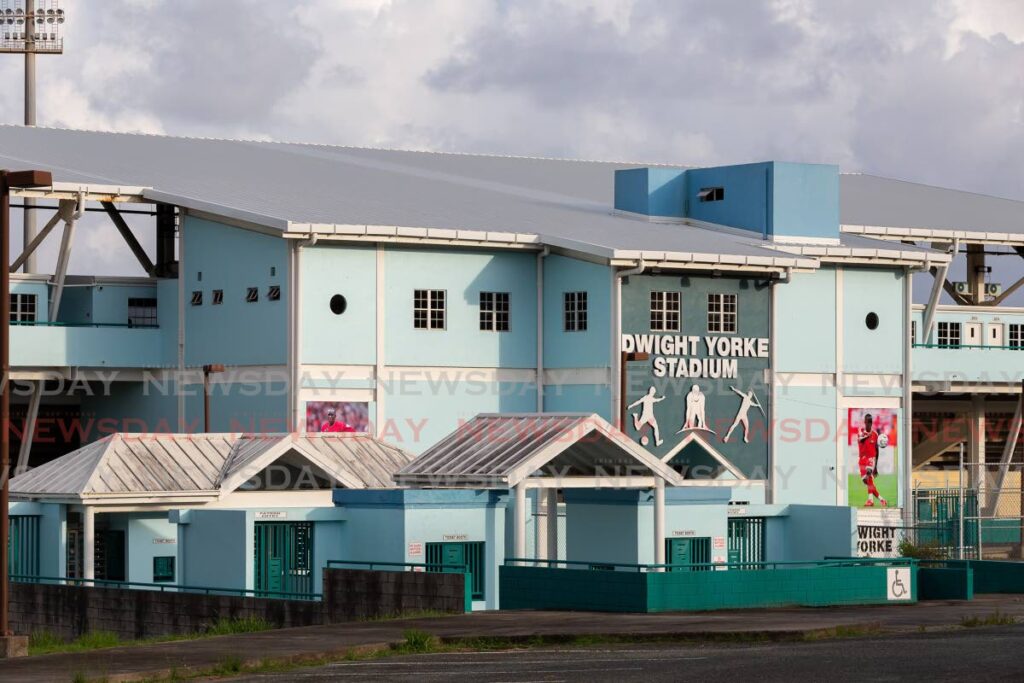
[960,610,1017,628]
[802,624,882,641]
[200,616,272,637]
[394,629,437,654]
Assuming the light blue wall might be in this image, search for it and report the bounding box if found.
[183,216,287,367]
[613,167,686,218]
[911,307,1024,384]
[842,268,905,375]
[10,326,164,368]
[384,248,538,368]
[772,386,838,505]
[686,163,771,237]
[85,283,159,326]
[775,268,836,373]
[119,513,177,584]
[543,255,611,369]
[157,279,179,367]
[543,384,611,420]
[176,509,248,589]
[301,245,377,365]
[769,162,840,240]
[9,501,65,577]
[780,504,857,561]
[11,280,50,323]
[384,380,536,453]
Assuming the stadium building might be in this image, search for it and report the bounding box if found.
[3,126,1023,604]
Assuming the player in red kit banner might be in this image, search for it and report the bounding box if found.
[321,408,356,433]
[858,413,888,507]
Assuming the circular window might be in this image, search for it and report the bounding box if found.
[329,294,348,315]
[865,312,879,330]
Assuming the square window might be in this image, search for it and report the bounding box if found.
[937,321,961,348]
[190,290,203,306]
[650,291,681,332]
[479,291,510,332]
[267,285,281,301]
[414,289,446,330]
[153,556,175,583]
[698,186,725,202]
[212,289,224,305]
[1009,324,1023,350]
[9,293,38,324]
[246,287,259,303]
[564,291,588,332]
[127,297,157,327]
[707,293,738,334]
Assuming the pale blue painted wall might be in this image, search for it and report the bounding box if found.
[780,504,857,561]
[384,248,537,368]
[686,163,772,236]
[10,280,50,322]
[543,255,611,369]
[183,216,287,367]
[10,326,164,368]
[613,167,687,217]
[9,501,65,577]
[157,279,179,367]
[769,162,840,240]
[775,268,837,373]
[176,509,247,589]
[119,514,177,584]
[301,245,377,365]
[842,268,905,375]
[772,386,838,505]
[543,384,611,420]
[911,307,1024,384]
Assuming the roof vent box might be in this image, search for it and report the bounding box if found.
[613,167,686,219]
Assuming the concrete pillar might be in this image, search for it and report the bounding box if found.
[966,243,986,305]
[514,482,527,559]
[82,506,95,581]
[968,396,986,500]
[535,490,547,560]
[546,488,559,562]
[654,479,666,569]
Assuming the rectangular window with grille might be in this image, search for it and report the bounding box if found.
[153,556,175,583]
[127,297,157,327]
[728,517,766,569]
[563,291,588,332]
[212,289,224,305]
[9,293,37,323]
[937,321,962,348]
[267,285,281,301]
[425,541,485,600]
[414,289,446,330]
[479,291,510,331]
[190,290,203,306]
[707,293,738,333]
[650,291,680,332]
[1010,324,1024,349]
[246,287,259,303]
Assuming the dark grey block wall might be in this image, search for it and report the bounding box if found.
[9,568,466,641]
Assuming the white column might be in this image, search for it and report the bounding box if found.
[535,490,547,560]
[546,488,559,562]
[654,479,666,569]
[514,482,527,559]
[969,396,986,498]
[82,507,95,581]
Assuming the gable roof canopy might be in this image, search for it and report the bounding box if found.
[9,433,414,505]
[393,413,684,489]
[0,126,954,267]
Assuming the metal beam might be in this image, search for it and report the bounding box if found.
[987,274,1024,306]
[101,201,154,275]
[983,382,1023,518]
[922,239,959,342]
[9,199,72,272]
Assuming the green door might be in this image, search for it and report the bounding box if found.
[665,537,711,571]
[254,522,314,596]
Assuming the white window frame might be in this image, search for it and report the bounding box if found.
[707,293,738,334]
[650,291,681,332]
[479,291,510,332]
[127,297,157,327]
[937,321,962,348]
[564,291,588,332]
[414,289,446,330]
[10,293,37,323]
[1009,323,1024,350]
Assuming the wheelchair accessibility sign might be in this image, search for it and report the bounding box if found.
[886,567,912,601]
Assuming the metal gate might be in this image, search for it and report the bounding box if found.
[254,522,314,596]
[665,537,711,571]
[426,541,485,600]
[912,488,979,559]
[728,517,765,568]
[8,516,40,576]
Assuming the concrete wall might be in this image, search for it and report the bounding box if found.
[176,509,248,589]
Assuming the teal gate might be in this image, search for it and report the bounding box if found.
[426,541,485,600]
[254,522,314,595]
[665,537,711,571]
[8,516,40,576]
[728,518,765,568]
[913,488,979,559]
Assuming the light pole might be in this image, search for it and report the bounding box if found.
[1,168,52,654]
[1,1,66,273]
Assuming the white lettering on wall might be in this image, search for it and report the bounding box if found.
[625,334,769,380]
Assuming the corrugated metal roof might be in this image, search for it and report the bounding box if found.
[10,432,414,500]
[0,126,953,263]
[394,413,684,488]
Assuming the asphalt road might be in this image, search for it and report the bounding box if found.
[236,625,1024,682]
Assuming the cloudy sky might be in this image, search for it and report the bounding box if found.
[1,0,1022,286]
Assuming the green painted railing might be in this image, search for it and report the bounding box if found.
[505,557,916,571]
[9,574,321,601]
[325,560,474,611]
[913,342,1024,350]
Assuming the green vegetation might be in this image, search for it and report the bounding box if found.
[898,538,947,560]
[395,629,437,653]
[960,610,1017,628]
[29,617,274,656]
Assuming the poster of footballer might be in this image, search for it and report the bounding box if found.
[306,401,369,433]
[846,408,898,508]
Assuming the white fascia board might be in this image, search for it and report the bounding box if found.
[843,224,1024,246]
[144,190,290,231]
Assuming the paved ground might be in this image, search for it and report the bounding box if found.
[0,595,1022,682]
[237,624,1024,682]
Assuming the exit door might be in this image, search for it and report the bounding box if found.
[664,537,711,571]
[986,323,1005,347]
[254,522,314,596]
[964,322,982,347]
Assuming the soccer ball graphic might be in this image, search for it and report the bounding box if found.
[877,432,889,449]
[640,435,650,446]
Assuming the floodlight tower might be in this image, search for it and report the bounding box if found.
[1,0,66,273]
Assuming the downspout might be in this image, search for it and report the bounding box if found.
[613,259,647,428]
[536,246,549,412]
